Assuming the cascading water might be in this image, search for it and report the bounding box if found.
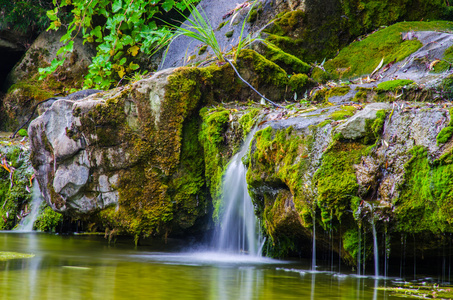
[371,218,379,277]
[15,180,43,232]
[311,213,316,270]
[216,129,264,256]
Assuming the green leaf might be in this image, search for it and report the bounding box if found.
[46,9,57,21]
[162,0,175,12]
[112,0,122,13]
[129,61,139,70]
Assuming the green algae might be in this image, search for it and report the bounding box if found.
[379,283,453,299]
[0,252,34,261]
[325,21,453,79]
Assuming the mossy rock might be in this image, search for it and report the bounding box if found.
[376,79,415,92]
[311,86,350,103]
[395,146,453,233]
[311,67,331,83]
[313,141,365,224]
[236,49,289,101]
[264,2,450,65]
[325,21,453,79]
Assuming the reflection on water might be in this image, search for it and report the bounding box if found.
[0,233,402,300]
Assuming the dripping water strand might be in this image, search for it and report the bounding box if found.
[312,212,316,270]
[372,218,379,278]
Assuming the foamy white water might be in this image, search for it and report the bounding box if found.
[15,180,43,232]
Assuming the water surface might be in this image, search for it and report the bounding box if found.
[0,232,401,299]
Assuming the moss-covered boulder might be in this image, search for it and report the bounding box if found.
[1,29,95,131]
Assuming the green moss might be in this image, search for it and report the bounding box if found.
[238,108,261,137]
[199,108,231,222]
[311,67,331,83]
[96,67,218,238]
[237,49,288,88]
[17,129,28,137]
[343,228,360,259]
[312,86,350,103]
[247,126,314,244]
[262,43,311,74]
[328,105,357,121]
[0,143,34,230]
[395,146,453,233]
[432,45,453,73]
[437,108,453,144]
[313,141,365,224]
[441,74,453,100]
[437,126,453,144]
[34,205,63,232]
[353,87,372,103]
[288,74,311,95]
[325,22,453,79]
[376,79,415,92]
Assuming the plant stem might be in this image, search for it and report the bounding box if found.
[224,58,284,109]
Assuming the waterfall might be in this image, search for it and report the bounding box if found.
[216,129,263,256]
[357,226,361,276]
[372,218,379,277]
[15,180,43,232]
[311,213,316,270]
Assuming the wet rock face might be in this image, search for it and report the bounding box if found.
[244,99,453,258]
[29,67,211,236]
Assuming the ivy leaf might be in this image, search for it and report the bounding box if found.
[122,35,134,46]
[112,0,122,13]
[129,61,139,71]
[117,66,125,78]
[128,45,140,56]
[92,26,103,41]
[46,9,58,21]
[162,0,175,12]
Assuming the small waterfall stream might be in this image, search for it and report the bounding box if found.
[216,129,264,256]
[312,213,316,270]
[15,180,43,232]
[371,218,379,277]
